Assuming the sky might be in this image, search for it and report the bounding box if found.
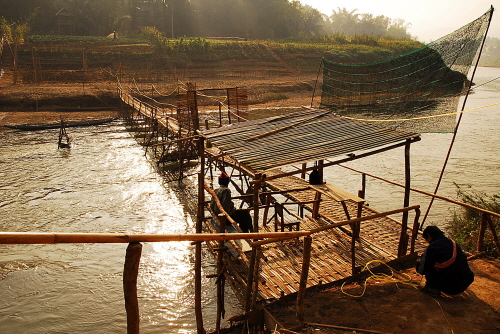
[298,0,499,42]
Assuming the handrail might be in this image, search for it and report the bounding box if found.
[0,231,310,244]
[337,163,500,220]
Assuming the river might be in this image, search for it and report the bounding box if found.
[0,67,499,333]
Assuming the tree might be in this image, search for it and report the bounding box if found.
[329,7,359,36]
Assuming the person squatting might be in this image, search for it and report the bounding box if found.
[416,226,474,297]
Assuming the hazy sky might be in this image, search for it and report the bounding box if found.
[298,0,499,42]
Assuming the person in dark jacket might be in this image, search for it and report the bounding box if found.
[210,172,235,216]
[416,226,474,296]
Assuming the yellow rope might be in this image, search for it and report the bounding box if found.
[340,101,500,123]
[340,259,418,298]
[340,260,455,334]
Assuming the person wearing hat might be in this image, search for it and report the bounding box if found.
[210,172,235,217]
[416,226,474,297]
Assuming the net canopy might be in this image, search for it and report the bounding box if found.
[320,8,493,133]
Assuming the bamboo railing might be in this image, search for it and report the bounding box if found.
[336,163,500,253]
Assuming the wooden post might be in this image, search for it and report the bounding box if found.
[124,242,142,334]
[410,207,421,253]
[251,246,262,310]
[478,212,488,252]
[486,213,500,254]
[301,163,307,179]
[312,191,322,219]
[194,240,204,334]
[398,140,411,257]
[351,232,357,275]
[253,174,262,232]
[318,159,324,182]
[358,173,366,199]
[244,246,258,313]
[219,102,223,127]
[262,194,272,227]
[195,168,205,333]
[296,236,312,323]
[216,215,227,331]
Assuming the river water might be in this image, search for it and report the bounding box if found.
[0,67,499,333]
[0,124,240,333]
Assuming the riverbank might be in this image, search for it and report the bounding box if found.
[256,257,500,334]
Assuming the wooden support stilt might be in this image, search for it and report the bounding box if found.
[318,159,324,182]
[399,140,411,257]
[123,242,142,334]
[486,214,500,253]
[251,247,262,310]
[195,168,205,334]
[478,212,488,252]
[410,207,421,254]
[312,191,321,219]
[351,232,357,275]
[262,194,272,226]
[296,236,312,323]
[244,247,258,313]
[219,102,223,127]
[253,174,262,232]
[300,163,307,179]
[195,241,205,334]
[216,215,227,331]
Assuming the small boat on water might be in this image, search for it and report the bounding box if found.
[3,118,117,131]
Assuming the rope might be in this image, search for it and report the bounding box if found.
[340,259,418,298]
[340,260,456,333]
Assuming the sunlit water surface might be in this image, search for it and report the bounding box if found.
[0,67,499,333]
[0,124,240,333]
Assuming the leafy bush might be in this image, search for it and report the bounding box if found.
[447,184,500,256]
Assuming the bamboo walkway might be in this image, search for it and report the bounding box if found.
[119,85,427,302]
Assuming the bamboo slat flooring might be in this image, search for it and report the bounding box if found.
[204,159,427,301]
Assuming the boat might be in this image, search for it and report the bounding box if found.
[3,118,117,131]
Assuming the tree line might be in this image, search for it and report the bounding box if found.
[0,0,413,40]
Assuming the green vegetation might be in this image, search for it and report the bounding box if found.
[447,184,500,256]
[0,1,413,40]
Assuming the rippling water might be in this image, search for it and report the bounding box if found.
[0,67,499,333]
[0,124,240,333]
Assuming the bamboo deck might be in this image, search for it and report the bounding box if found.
[204,164,427,301]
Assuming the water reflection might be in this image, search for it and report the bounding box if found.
[0,123,240,333]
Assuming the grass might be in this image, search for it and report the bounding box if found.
[447,184,500,256]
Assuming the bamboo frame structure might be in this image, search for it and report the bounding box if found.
[112,79,500,332]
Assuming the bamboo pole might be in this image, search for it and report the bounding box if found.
[0,231,311,245]
[338,164,500,220]
[296,236,312,323]
[124,242,142,334]
[309,206,420,234]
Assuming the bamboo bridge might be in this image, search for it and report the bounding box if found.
[116,82,431,331]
